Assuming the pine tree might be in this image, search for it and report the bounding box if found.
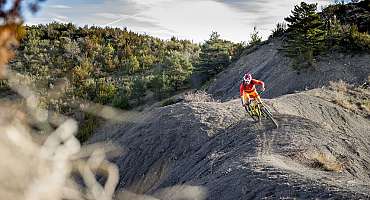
[271,22,287,38]
[197,32,232,78]
[249,27,262,46]
[283,2,325,70]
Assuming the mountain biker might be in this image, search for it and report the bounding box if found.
[240,73,265,110]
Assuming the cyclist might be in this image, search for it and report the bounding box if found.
[240,73,265,111]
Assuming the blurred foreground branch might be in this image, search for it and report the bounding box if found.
[0,1,208,200]
[0,1,120,199]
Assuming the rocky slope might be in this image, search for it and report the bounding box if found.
[93,88,370,199]
[207,39,370,101]
[91,36,370,199]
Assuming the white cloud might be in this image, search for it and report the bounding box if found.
[26,0,338,43]
[48,5,72,9]
[96,13,121,19]
[122,0,254,41]
[51,15,70,23]
[128,0,175,6]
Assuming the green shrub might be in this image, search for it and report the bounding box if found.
[151,72,171,100]
[327,23,370,52]
[96,78,117,104]
[346,26,370,52]
[74,78,96,100]
[131,77,146,105]
[127,55,140,74]
[112,93,130,109]
[76,114,100,143]
[72,58,93,81]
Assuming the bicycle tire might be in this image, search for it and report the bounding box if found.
[261,106,279,128]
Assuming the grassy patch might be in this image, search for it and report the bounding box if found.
[160,97,183,107]
[291,150,344,172]
[361,100,370,113]
[327,80,370,115]
[76,114,101,143]
[309,152,343,172]
[329,80,348,93]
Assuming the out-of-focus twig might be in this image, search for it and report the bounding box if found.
[0,1,121,200]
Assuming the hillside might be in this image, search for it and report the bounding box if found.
[92,87,370,199]
[207,39,370,101]
[89,2,370,198]
[1,0,370,199]
[2,23,245,142]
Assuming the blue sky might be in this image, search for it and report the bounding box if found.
[25,0,343,43]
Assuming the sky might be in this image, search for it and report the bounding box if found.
[24,0,347,43]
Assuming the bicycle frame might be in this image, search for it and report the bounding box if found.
[244,90,279,128]
[247,100,263,120]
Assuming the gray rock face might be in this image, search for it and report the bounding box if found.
[93,89,370,199]
[207,40,370,101]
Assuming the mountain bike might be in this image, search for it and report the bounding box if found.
[243,94,279,128]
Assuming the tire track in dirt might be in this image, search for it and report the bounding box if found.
[93,89,370,199]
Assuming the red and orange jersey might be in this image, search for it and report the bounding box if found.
[239,79,264,96]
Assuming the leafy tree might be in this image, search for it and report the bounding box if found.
[163,51,193,90]
[282,2,326,69]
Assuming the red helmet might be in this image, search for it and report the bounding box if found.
[243,73,252,84]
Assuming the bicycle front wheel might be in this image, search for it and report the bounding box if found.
[261,106,279,128]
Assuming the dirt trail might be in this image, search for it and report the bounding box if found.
[93,89,370,199]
